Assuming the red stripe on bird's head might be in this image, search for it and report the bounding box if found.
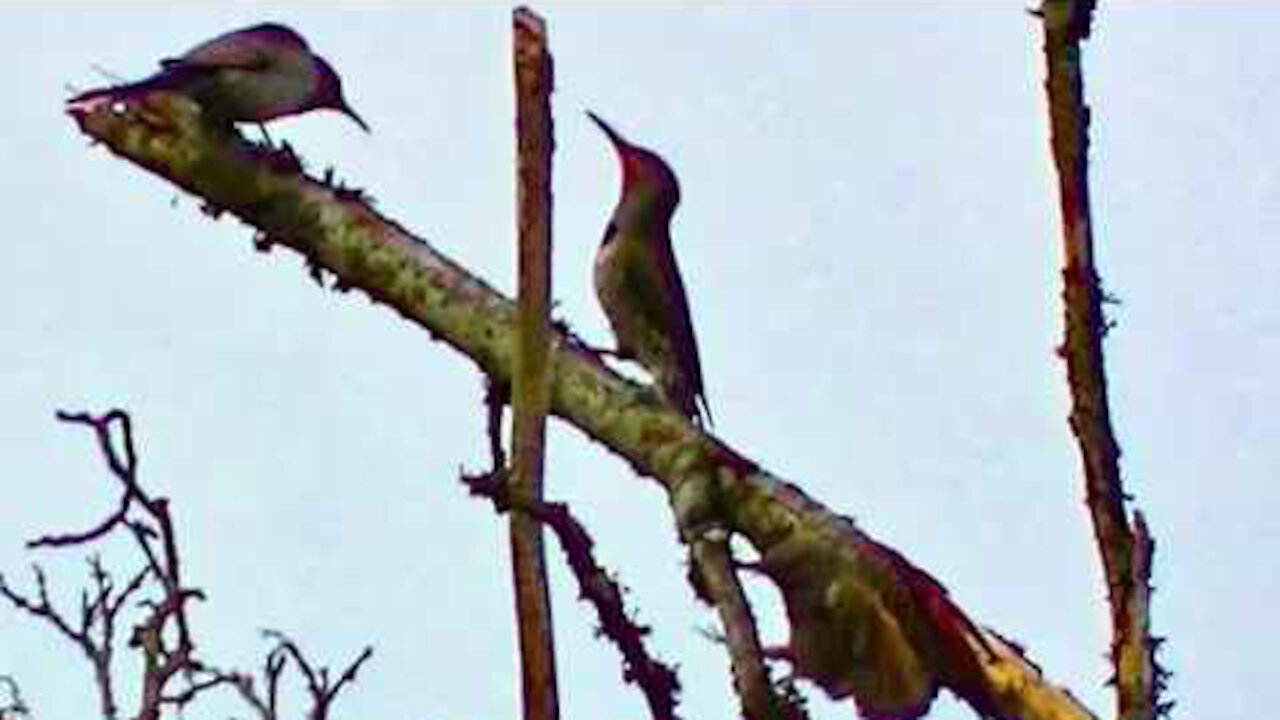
[587,111,681,208]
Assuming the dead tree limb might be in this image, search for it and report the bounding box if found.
[1037,3,1167,719]
[4,410,373,720]
[465,471,683,720]
[509,9,561,720]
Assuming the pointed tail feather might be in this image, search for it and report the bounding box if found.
[66,83,133,114]
[66,66,207,116]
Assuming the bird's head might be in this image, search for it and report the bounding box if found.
[312,55,370,132]
[588,111,680,216]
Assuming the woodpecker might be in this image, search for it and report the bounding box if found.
[67,23,369,132]
[589,111,711,426]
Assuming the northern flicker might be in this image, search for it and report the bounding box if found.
[589,111,711,426]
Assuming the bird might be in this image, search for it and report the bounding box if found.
[588,111,712,426]
[66,22,369,133]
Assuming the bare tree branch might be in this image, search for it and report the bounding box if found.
[464,472,682,720]
[0,676,30,720]
[509,9,561,720]
[5,409,375,720]
[27,410,141,549]
[262,630,374,720]
[1036,3,1166,719]
[175,648,290,720]
[0,562,126,720]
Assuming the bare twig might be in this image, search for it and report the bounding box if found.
[0,561,130,720]
[27,410,205,720]
[465,472,682,720]
[173,650,290,720]
[160,668,249,715]
[133,587,208,720]
[1037,3,1165,719]
[0,676,29,720]
[6,409,379,720]
[262,630,374,720]
[689,532,803,720]
[28,410,140,548]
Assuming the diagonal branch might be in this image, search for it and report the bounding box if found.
[688,531,803,720]
[465,471,683,720]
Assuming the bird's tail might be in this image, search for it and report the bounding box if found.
[66,67,202,116]
[67,80,153,115]
[664,369,713,429]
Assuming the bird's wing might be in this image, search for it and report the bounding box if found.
[163,23,308,72]
[652,234,712,424]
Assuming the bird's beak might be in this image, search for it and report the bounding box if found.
[339,100,371,133]
[586,110,628,153]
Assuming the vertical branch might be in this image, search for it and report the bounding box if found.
[1037,3,1165,720]
[510,7,559,720]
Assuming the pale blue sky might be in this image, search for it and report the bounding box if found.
[1,5,1275,720]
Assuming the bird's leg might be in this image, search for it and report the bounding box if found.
[262,140,303,173]
[256,122,275,147]
[593,346,630,361]
[761,644,796,664]
[569,335,633,363]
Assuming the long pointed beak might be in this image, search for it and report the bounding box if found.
[586,110,628,152]
[340,101,371,133]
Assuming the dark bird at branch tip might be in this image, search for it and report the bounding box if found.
[67,22,369,132]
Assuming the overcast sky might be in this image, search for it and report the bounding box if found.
[2,5,1276,720]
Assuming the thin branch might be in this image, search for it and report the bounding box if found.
[28,410,140,548]
[689,532,803,720]
[509,8,560,720]
[29,410,207,720]
[0,675,30,720]
[264,646,287,719]
[1037,3,1164,719]
[0,562,124,720]
[262,630,373,720]
[133,585,208,720]
[125,520,166,583]
[8,408,380,720]
[159,669,251,716]
[0,565,85,647]
[182,647,290,720]
[485,378,510,471]
[465,473,682,720]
